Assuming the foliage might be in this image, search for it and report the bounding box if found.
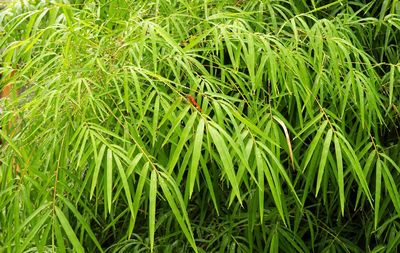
[0,0,399,252]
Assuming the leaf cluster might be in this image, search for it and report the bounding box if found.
[0,0,399,252]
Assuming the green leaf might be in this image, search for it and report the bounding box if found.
[333,135,345,216]
[17,210,51,253]
[382,162,400,216]
[106,148,113,213]
[270,232,279,253]
[162,105,191,147]
[255,147,265,223]
[114,154,134,217]
[388,64,395,107]
[337,132,372,205]
[302,121,328,172]
[168,113,197,173]
[188,118,205,198]
[129,162,150,236]
[55,206,84,253]
[159,174,197,252]
[149,169,158,252]
[90,144,106,199]
[316,128,333,196]
[208,126,242,204]
[375,158,381,229]
[58,196,103,252]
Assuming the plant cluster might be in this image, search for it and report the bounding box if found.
[0,0,399,252]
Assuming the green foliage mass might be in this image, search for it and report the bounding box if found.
[0,0,399,252]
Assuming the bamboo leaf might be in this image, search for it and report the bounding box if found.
[375,158,381,229]
[255,147,265,223]
[159,174,197,252]
[316,128,333,196]
[273,115,294,168]
[90,144,106,199]
[337,132,372,205]
[208,126,242,204]
[58,196,103,252]
[114,154,134,216]
[382,162,400,216]
[188,118,205,198]
[55,206,84,253]
[16,210,51,253]
[333,135,345,216]
[149,169,158,252]
[106,148,113,213]
[168,113,197,173]
[129,162,150,236]
[302,121,328,173]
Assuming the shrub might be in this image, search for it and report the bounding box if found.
[1,0,399,252]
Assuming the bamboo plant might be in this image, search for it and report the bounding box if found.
[0,0,399,252]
